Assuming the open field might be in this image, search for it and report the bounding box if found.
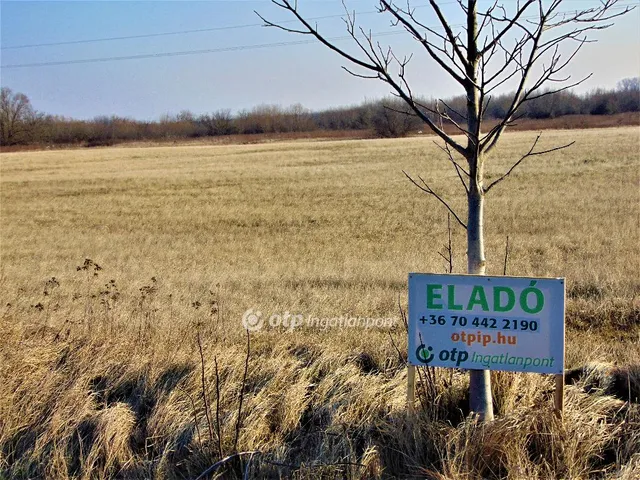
[1,127,639,478]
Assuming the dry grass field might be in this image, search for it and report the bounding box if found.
[1,126,639,479]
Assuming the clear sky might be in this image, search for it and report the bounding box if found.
[1,0,639,120]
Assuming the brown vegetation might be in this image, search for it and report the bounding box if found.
[1,127,639,478]
[1,79,639,151]
[2,112,638,153]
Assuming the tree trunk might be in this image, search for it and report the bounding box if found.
[467,181,486,276]
[465,0,494,421]
[467,178,494,421]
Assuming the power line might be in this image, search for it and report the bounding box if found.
[2,24,266,50]
[1,0,625,50]
[2,0,633,50]
[1,3,442,50]
[0,31,403,69]
[1,17,341,50]
[2,3,636,69]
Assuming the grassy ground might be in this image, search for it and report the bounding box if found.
[1,127,638,478]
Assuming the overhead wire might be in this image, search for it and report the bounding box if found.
[1,33,402,69]
[1,2,442,50]
[2,2,637,69]
[3,0,620,50]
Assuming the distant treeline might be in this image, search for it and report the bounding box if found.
[1,77,638,147]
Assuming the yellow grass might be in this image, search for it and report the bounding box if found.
[1,127,639,478]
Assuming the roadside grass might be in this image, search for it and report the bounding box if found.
[0,127,638,478]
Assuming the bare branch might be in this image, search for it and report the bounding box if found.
[480,0,538,55]
[480,2,547,156]
[438,97,467,122]
[259,0,469,156]
[403,170,467,229]
[428,99,470,139]
[387,80,468,156]
[341,66,380,79]
[481,0,632,156]
[484,133,575,193]
[434,140,470,194]
[256,2,380,73]
[427,0,469,67]
[379,0,467,85]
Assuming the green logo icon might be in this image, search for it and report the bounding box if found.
[416,344,434,364]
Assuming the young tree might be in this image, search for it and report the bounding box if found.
[258,0,632,420]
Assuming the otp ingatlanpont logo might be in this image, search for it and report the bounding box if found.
[241,308,264,331]
[416,344,434,364]
[416,343,469,367]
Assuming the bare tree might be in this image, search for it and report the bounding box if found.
[615,76,640,112]
[617,76,640,92]
[372,98,421,137]
[257,0,632,420]
[199,109,237,136]
[0,87,36,146]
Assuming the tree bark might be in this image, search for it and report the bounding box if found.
[466,0,494,421]
[467,182,486,276]
[467,180,494,421]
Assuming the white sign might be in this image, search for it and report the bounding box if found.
[408,273,564,374]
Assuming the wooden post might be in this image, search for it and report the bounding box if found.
[407,365,416,412]
[554,373,564,418]
[555,285,566,419]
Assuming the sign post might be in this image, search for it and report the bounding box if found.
[407,273,565,414]
[407,365,416,413]
[554,373,565,418]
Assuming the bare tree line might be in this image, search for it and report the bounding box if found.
[1,78,638,147]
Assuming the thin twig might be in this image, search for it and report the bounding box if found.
[397,293,408,332]
[234,330,251,453]
[503,235,510,276]
[193,451,261,480]
[197,332,216,449]
[388,331,404,366]
[438,213,454,273]
[214,356,223,458]
[484,134,575,193]
[414,364,428,411]
[402,170,467,229]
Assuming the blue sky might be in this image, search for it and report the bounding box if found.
[1,0,639,120]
